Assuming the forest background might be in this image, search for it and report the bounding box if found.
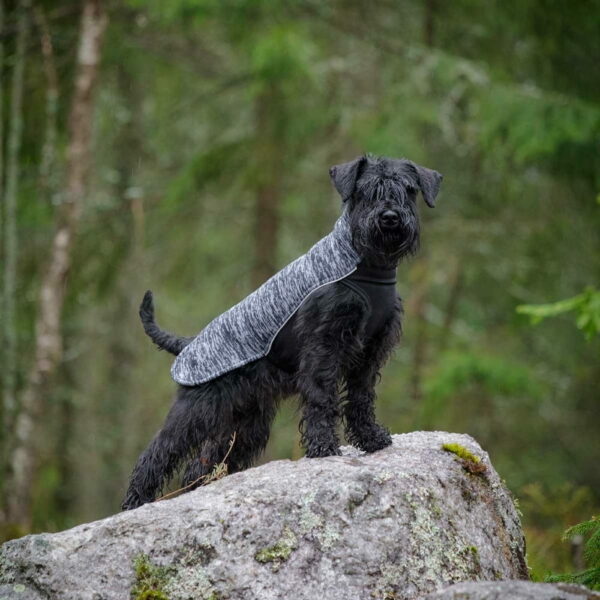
[0,0,598,583]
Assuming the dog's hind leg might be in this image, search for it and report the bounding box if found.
[177,360,288,489]
[179,386,280,487]
[179,438,227,489]
[227,395,279,472]
[121,387,212,510]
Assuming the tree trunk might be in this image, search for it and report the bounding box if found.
[254,180,280,287]
[33,6,59,200]
[408,0,438,409]
[408,263,429,405]
[252,83,283,288]
[5,0,107,530]
[423,0,437,48]
[439,262,464,353]
[2,0,29,442]
[33,8,72,524]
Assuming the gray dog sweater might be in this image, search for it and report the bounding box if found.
[171,211,361,385]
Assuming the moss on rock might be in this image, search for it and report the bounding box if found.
[254,526,298,569]
[131,554,173,600]
[442,443,488,475]
[131,552,221,600]
[442,443,481,464]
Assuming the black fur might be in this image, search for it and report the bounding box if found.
[122,155,442,510]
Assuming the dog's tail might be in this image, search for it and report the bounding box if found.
[139,290,193,356]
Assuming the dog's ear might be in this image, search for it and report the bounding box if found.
[412,163,443,208]
[329,156,366,202]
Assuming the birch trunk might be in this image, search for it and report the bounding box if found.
[5,0,107,529]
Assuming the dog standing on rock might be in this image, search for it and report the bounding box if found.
[122,155,442,510]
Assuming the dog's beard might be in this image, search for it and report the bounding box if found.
[351,210,419,266]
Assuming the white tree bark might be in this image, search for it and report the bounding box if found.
[5,0,107,529]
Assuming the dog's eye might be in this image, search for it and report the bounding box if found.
[406,185,417,195]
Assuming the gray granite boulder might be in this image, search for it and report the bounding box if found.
[424,581,600,599]
[0,431,528,600]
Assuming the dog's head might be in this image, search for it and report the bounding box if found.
[330,155,443,265]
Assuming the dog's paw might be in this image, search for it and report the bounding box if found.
[356,427,392,453]
[305,444,342,458]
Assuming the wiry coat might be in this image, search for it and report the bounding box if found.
[122,155,442,510]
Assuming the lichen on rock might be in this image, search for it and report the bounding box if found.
[0,432,528,600]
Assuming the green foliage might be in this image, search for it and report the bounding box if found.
[479,87,600,167]
[425,351,540,400]
[517,287,600,340]
[162,141,247,213]
[420,351,541,427]
[520,484,597,582]
[547,516,600,590]
[564,517,600,566]
[250,25,314,87]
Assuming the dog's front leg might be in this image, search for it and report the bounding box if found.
[296,286,368,458]
[343,300,402,453]
[297,352,343,458]
[343,376,392,453]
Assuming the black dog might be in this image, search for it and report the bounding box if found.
[122,155,442,510]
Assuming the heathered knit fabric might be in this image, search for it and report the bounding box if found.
[171,211,360,385]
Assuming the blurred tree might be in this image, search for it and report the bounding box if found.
[5,0,108,531]
[33,5,59,202]
[2,0,29,454]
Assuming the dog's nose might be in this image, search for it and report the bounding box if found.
[379,210,400,228]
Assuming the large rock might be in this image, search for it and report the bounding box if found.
[424,581,600,599]
[0,432,528,600]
